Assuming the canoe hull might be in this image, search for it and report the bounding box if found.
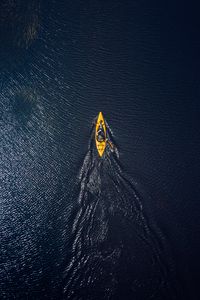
[95,112,106,157]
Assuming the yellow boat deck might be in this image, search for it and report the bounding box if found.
[95,112,106,157]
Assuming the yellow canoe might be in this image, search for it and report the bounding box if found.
[95,112,107,157]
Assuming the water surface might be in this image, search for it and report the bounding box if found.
[1,1,200,299]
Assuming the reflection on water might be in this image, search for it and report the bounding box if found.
[63,123,178,300]
[0,0,40,49]
[1,1,196,299]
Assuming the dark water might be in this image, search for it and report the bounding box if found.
[1,1,200,299]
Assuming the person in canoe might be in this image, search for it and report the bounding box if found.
[96,120,105,142]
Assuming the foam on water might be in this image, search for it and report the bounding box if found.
[63,123,178,300]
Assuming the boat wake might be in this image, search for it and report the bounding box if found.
[63,123,178,300]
